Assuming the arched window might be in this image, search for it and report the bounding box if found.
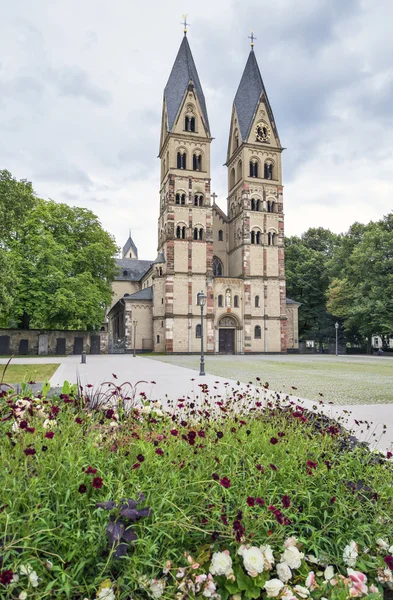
[182,226,186,239]
[267,200,275,213]
[193,227,198,240]
[218,230,223,241]
[177,151,186,170]
[190,117,195,131]
[255,295,260,308]
[176,226,181,239]
[195,324,202,338]
[235,132,239,149]
[213,256,223,277]
[230,168,236,189]
[157,334,160,343]
[254,325,262,339]
[237,160,242,181]
[176,193,180,205]
[159,267,163,276]
[250,160,258,178]
[272,232,277,246]
[218,294,223,307]
[264,162,274,180]
[199,228,203,241]
[194,194,203,206]
[193,153,202,171]
[185,116,190,131]
[251,198,256,211]
[256,231,261,245]
[256,199,261,211]
[251,230,255,244]
[123,270,128,277]
[268,232,271,245]
[234,295,239,308]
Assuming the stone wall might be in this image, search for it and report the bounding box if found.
[0,329,108,356]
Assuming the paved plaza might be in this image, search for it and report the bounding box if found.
[1,353,392,452]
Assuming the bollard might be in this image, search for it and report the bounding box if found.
[81,351,86,364]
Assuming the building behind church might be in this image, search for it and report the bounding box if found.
[108,33,299,354]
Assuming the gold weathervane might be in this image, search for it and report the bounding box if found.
[181,14,190,35]
[248,29,257,48]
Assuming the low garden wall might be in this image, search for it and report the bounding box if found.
[0,328,108,355]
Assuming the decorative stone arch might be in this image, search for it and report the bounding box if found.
[194,190,204,206]
[176,147,188,169]
[266,196,276,212]
[175,188,187,205]
[175,220,188,240]
[249,156,260,178]
[267,227,278,246]
[192,148,203,171]
[250,193,262,211]
[216,313,243,354]
[193,222,205,241]
[251,226,263,245]
[264,158,275,180]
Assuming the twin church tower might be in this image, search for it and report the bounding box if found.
[110,30,299,354]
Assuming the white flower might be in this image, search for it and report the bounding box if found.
[343,541,358,567]
[231,595,242,600]
[377,538,389,549]
[19,564,32,575]
[97,587,115,600]
[12,421,20,432]
[306,554,319,565]
[389,545,393,555]
[140,406,152,415]
[202,574,217,597]
[154,409,164,417]
[264,578,284,597]
[149,579,165,598]
[281,546,304,570]
[19,593,28,600]
[284,536,299,548]
[209,551,234,578]
[43,419,56,429]
[28,571,39,588]
[261,544,275,570]
[239,546,265,577]
[324,566,334,581]
[276,562,292,583]
[294,584,309,598]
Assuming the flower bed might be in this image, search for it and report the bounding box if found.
[1,379,393,599]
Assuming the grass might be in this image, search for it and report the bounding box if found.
[146,354,393,405]
[1,363,59,383]
[0,383,391,598]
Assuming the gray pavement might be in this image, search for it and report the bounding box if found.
[1,354,392,452]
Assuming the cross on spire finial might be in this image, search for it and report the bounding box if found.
[181,14,190,35]
[248,29,257,49]
[211,192,218,203]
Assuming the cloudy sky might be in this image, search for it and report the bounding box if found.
[1,0,392,260]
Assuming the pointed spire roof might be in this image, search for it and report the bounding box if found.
[122,231,138,259]
[234,49,277,143]
[164,35,210,135]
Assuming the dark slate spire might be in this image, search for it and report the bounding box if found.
[122,230,138,259]
[234,50,277,143]
[164,35,210,135]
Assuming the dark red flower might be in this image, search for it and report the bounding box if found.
[0,570,14,585]
[19,420,28,429]
[78,484,87,494]
[26,426,35,433]
[281,495,291,508]
[256,464,264,472]
[330,496,336,505]
[324,460,332,471]
[170,429,178,436]
[220,477,231,488]
[278,431,285,437]
[221,514,228,525]
[105,409,115,419]
[136,454,145,462]
[212,473,219,481]
[387,452,392,459]
[197,430,205,438]
[132,463,141,470]
[246,496,255,507]
[256,497,265,506]
[85,466,97,474]
[385,556,393,570]
[306,460,317,469]
[180,420,187,427]
[75,417,83,424]
[270,437,278,445]
[216,431,224,439]
[92,477,103,489]
[41,445,48,452]
[50,406,60,418]
[45,432,55,439]
[270,463,277,471]
[155,448,164,456]
[24,447,36,456]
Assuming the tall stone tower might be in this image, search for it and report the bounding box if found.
[153,32,214,353]
[225,47,287,352]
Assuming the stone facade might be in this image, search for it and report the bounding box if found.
[108,35,299,354]
[0,329,108,356]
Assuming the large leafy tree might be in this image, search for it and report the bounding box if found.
[0,170,118,330]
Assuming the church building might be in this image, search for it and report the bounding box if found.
[108,31,299,354]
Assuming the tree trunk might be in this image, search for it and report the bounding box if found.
[18,311,30,330]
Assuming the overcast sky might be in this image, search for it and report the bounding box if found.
[1,0,392,259]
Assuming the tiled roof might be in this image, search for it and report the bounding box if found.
[124,287,153,301]
[164,35,210,135]
[115,258,153,281]
[286,297,301,305]
[234,50,277,143]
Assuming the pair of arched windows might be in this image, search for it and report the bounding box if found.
[267,200,275,213]
[193,227,204,241]
[193,154,202,171]
[251,230,262,245]
[175,193,186,205]
[251,198,262,211]
[249,161,259,178]
[177,152,186,169]
[176,226,186,239]
[268,232,277,246]
[185,116,196,132]
[194,194,204,206]
[254,325,261,339]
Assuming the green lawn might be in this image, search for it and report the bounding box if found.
[147,354,393,405]
[0,363,59,383]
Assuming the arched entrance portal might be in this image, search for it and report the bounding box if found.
[218,315,237,354]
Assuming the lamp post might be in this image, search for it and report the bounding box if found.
[133,320,138,357]
[335,321,339,356]
[197,291,207,376]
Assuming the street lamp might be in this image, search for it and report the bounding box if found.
[197,291,207,376]
[335,322,339,356]
[133,320,138,357]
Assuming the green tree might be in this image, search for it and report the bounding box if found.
[8,199,118,329]
[0,170,37,248]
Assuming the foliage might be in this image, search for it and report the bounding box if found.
[0,170,119,329]
[0,379,392,598]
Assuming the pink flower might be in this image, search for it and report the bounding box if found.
[347,569,368,597]
[305,571,317,590]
